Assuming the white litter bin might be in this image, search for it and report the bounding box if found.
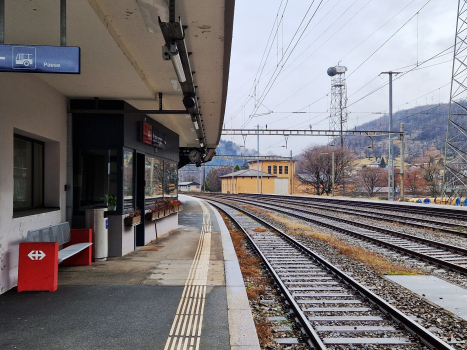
[85,208,108,261]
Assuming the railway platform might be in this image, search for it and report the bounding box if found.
[0,195,259,350]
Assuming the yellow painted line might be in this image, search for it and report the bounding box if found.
[163,200,212,350]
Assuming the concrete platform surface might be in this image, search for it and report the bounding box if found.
[0,195,260,350]
[387,275,467,321]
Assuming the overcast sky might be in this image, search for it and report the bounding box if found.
[222,0,458,156]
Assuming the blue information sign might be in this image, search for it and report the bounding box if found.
[0,44,80,74]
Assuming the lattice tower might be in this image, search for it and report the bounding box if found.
[328,65,348,147]
[443,0,467,199]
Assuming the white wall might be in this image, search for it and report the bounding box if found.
[144,213,178,244]
[0,73,67,294]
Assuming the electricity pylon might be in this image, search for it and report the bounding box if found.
[443,0,467,199]
[327,65,348,147]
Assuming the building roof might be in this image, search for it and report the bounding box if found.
[220,169,276,178]
[247,158,294,163]
[179,181,200,186]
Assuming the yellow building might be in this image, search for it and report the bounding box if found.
[220,159,296,194]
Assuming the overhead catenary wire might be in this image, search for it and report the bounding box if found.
[243,0,326,128]
[226,0,290,125]
[347,0,432,78]
[263,44,453,130]
[227,0,413,129]
[272,59,455,133]
[227,0,360,123]
[227,0,451,152]
[245,0,412,118]
[348,44,454,108]
[238,0,420,128]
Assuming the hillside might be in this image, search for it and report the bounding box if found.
[346,103,450,162]
[208,139,257,166]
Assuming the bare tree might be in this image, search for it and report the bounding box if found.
[417,152,443,196]
[405,167,426,196]
[296,145,356,195]
[205,166,232,192]
[358,167,385,197]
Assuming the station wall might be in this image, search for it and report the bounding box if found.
[221,176,275,194]
[0,73,67,294]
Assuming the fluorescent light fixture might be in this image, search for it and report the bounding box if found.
[170,78,182,91]
[136,0,169,33]
[193,120,199,130]
[169,44,186,83]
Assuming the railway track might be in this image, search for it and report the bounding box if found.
[208,199,454,349]
[202,194,467,276]
[237,194,467,237]
[258,194,467,222]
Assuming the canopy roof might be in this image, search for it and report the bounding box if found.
[3,0,234,149]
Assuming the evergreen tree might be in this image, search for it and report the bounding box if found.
[234,164,241,171]
[379,157,386,168]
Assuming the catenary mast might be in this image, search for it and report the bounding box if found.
[443,0,467,199]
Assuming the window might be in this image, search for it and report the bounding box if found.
[13,135,44,210]
[279,166,283,174]
[273,165,277,174]
[285,166,288,174]
[164,161,178,198]
[74,149,118,211]
[145,157,163,207]
[123,150,134,211]
[268,166,271,174]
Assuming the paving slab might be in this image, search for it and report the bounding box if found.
[387,275,467,320]
[0,195,232,350]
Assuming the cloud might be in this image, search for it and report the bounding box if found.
[224,0,458,154]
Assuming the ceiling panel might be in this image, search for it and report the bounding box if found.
[1,0,233,148]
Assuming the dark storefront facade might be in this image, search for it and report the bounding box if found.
[72,99,179,256]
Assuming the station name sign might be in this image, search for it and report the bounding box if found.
[0,44,80,74]
[141,121,166,150]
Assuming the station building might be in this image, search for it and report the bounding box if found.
[221,158,296,194]
[178,181,201,192]
[0,0,234,294]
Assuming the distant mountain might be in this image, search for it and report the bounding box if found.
[345,103,450,162]
[209,139,257,166]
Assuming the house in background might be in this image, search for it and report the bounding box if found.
[221,158,295,194]
[179,181,201,192]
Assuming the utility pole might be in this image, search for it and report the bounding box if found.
[289,150,293,195]
[400,123,405,200]
[332,151,335,197]
[257,124,260,193]
[231,159,234,194]
[380,71,401,201]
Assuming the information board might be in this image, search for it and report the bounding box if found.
[0,44,80,74]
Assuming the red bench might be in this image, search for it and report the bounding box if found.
[18,223,92,292]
